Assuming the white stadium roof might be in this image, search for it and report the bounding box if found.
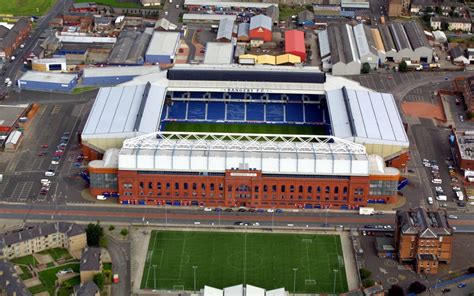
[327,87,409,146]
[82,66,161,78]
[119,132,370,176]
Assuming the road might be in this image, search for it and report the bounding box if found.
[0,0,73,92]
[1,203,474,231]
[107,235,131,296]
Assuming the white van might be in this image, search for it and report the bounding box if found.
[432,179,442,184]
[96,195,106,200]
[436,195,447,201]
[427,196,434,204]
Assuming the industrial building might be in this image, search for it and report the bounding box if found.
[378,24,397,61]
[204,43,235,64]
[395,207,453,274]
[216,17,235,42]
[403,21,432,63]
[18,71,78,92]
[0,104,29,140]
[184,0,277,10]
[453,130,474,172]
[32,57,67,72]
[82,64,409,209]
[82,66,161,86]
[284,30,306,62]
[145,32,180,64]
[183,14,237,25]
[388,22,413,62]
[249,15,272,42]
[298,10,315,26]
[237,23,250,42]
[353,24,379,69]
[107,30,152,65]
[203,284,287,296]
[266,5,279,25]
[324,24,361,75]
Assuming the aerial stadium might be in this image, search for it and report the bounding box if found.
[81,64,409,209]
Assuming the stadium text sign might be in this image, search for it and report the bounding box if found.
[230,172,258,177]
[225,88,269,93]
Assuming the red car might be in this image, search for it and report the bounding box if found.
[41,144,48,148]
[37,151,47,156]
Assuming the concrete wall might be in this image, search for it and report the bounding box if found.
[82,75,136,86]
[18,78,77,92]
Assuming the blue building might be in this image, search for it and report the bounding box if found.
[18,71,77,92]
[82,66,161,86]
[145,32,180,64]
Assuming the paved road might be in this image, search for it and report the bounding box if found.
[0,0,73,92]
[108,235,131,296]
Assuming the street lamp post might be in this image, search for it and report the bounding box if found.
[333,269,338,294]
[292,268,298,295]
[192,266,198,292]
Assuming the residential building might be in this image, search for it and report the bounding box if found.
[0,260,31,296]
[395,207,453,274]
[0,18,31,61]
[80,247,102,283]
[94,16,113,31]
[410,0,434,13]
[453,129,474,171]
[430,17,442,30]
[74,281,100,296]
[70,2,97,13]
[0,222,86,260]
[249,14,272,42]
[453,76,474,114]
[141,0,161,6]
[431,17,472,31]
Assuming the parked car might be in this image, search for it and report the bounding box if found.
[96,195,107,200]
[45,170,55,177]
[448,215,458,220]
[204,207,212,212]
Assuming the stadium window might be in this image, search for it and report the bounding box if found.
[139,182,144,189]
[254,186,259,193]
[334,187,339,194]
[343,186,348,194]
[157,182,162,190]
[290,185,294,192]
[307,186,312,193]
[325,186,330,193]
[227,185,233,192]
[317,186,321,193]
[210,183,215,191]
[201,183,206,190]
[272,185,277,192]
[184,183,188,190]
[298,195,303,200]
[281,185,286,192]
[307,196,312,200]
[219,183,223,191]
[290,195,293,200]
[148,182,152,189]
[263,185,268,192]
[166,183,170,190]
[299,185,303,193]
[193,183,197,190]
[175,182,179,190]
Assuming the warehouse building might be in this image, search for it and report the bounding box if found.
[107,30,152,65]
[145,32,180,64]
[249,15,272,42]
[82,66,161,86]
[32,57,67,72]
[388,22,413,62]
[83,64,409,208]
[370,28,386,62]
[216,17,235,42]
[353,24,379,69]
[378,24,397,62]
[183,14,237,25]
[326,24,361,75]
[266,5,279,25]
[285,30,306,62]
[403,21,432,63]
[204,43,235,64]
[18,71,77,92]
[184,0,276,10]
[237,23,250,42]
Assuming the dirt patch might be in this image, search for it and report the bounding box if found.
[33,253,53,265]
[23,277,41,288]
[401,101,445,121]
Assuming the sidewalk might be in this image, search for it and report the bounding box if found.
[340,232,360,290]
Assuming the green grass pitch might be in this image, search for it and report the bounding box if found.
[163,122,329,136]
[141,231,348,293]
[0,0,55,16]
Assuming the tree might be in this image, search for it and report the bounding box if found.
[120,228,129,238]
[93,273,105,290]
[408,281,427,294]
[108,225,115,231]
[388,284,405,296]
[359,268,372,280]
[435,6,442,15]
[361,62,371,74]
[86,223,104,247]
[362,279,375,288]
[425,6,433,13]
[399,61,408,72]
[441,21,449,31]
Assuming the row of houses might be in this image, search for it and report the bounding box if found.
[319,21,433,75]
[0,18,31,61]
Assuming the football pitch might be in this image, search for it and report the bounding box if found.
[162,122,329,136]
[141,231,348,293]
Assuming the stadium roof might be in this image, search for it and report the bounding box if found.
[250,14,272,31]
[204,43,235,64]
[82,83,166,138]
[83,66,161,78]
[119,132,371,176]
[184,0,277,8]
[327,87,409,146]
[403,21,431,50]
[217,17,234,40]
[146,32,180,57]
[203,284,286,296]
[285,30,305,55]
[18,71,77,84]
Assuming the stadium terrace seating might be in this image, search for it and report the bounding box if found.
[207,102,226,120]
[268,93,283,101]
[172,91,186,98]
[226,102,246,121]
[266,103,284,122]
[287,94,303,101]
[167,101,187,119]
[304,104,324,123]
[246,103,265,121]
[285,103,304,122]
[187,101,206,120]
[229,93,246,100]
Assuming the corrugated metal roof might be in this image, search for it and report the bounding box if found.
[285,29,305,54]
[83,66,161,78]
[249,14,272,31]
[378,24,396,52]
[276,53,301,64]
[183,14,237,22]
[318,30,331,57]
[19,71,77,84]
[145,31,180,57]
[370,28,385,52]
[184,0,277,8]
[204,42,234,64]
[403,21,431,49]
[257,54,276,65]
[389,22,412,51]
[327,24,360,65]
[237,22,249,38]
[217,17,234,40]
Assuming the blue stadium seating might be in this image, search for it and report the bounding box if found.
[187,101,206,120]
[268,93,282,101]
[286,104,304,122]
[229,93,245,99]
[304,104,323,123]
[168,102,187,119]
[246,104,265,121]
[207,102,226,120]
[226,102,245,121]
[288,94,303,101]
[209,92,224,99]
[189,92,206,99]
[266,103,284,122]
[172,91,186,98]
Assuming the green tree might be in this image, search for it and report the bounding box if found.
[388,284,405,296]
[362,279,375,288]
[108,225,115,231]
[435,6,442,15]
[441,21,449,31]
[359,268,372,280]
[425,6,433,13]
[86,223,104,247]
[408,281,427,294]
[120,228,129,238]
[93,273,105,290]
[399,61,408,72]
[361,62,371,74]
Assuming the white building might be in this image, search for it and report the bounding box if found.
[353,24,379,69]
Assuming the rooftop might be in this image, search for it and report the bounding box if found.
[204,42,235,64]
[183,14,237,22]
[0,260,31,296]
[378,24,396,52]
[80,247,101,271]
[108,30,152,65]
[237,22,250,38]
[75,281,100,296]
[217,17,234,40]
[455,130,474,160]
[388,22,412,51]
[250,14,272,31]
[0,104,29,129]
[353,24,378,57]
[82,66,161,78]
[18,71,77,84]
[397,207,452,237]
[403,21,431,49]
[327,24,360,65]
[184,0,277,8]
[145,31,180,57]
[0,18,29,51]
